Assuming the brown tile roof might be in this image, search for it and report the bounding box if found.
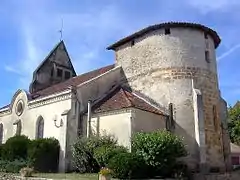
[0,64,115,110]
[92,86,165,115]
[107,22,221,50]
[31,64,115,98]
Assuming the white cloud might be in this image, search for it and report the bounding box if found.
[186,0,240,13]
[217,43,240,61]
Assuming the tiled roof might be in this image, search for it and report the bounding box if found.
[31,64,115,98]
[107,22,221,50]
[0,64,115,110]
[92,86,165,115]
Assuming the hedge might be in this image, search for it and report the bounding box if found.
[28,138,60,172]
[1,135,30,161]
[0,136,60,173]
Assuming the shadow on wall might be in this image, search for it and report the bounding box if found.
[173,122,201,173]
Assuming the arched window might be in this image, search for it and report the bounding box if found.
[36,116,44,139]
[16,120,22,136]
[0,123,3,144]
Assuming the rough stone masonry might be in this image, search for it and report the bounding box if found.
[107,22,231,172]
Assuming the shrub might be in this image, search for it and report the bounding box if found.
[93,145,128,167]
[2,135,30,161]
[72,134,117,173]
[27,138,60,172]
[107,152,147,179]
[0,144,3,160]
[0,159,29,173]
[132,130,187,177]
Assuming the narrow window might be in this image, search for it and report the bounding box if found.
[65,71,71,79]
[213,105,218,130]
[205,51,210,63]
[57,68,63,77]
[131,40,135,47]
[36,116,44,139]
[165,28,171,35]
[0,124,3,144]
[50,67,54,77]
[204,32,208,39]
[16,120,22,136]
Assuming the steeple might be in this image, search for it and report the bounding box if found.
[29,41,76,93]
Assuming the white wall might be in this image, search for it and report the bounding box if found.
[0,89,72,172]
[84,110,132,150]
[131,108,167,133]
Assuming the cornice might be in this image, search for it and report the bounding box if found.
[28,89,73,109]
[0,89,73,116]
[89,108,132,118]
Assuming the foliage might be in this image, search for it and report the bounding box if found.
[132,130,187,177]
[72,134,117,173]
[19,167,34,177]
[27,138,60,172]
[228,105,240,144]
[0,159,29,173]
[107,152,147,179]
[2,135,30,161]
[99,167,112,176]
[93,145,128,167]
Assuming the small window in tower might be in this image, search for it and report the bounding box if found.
[204,32,208,39]
[165,28,171,35]
[65,71,71,79]
[57,68,63,77]
[205,51,210,63]
[131,40,135,47]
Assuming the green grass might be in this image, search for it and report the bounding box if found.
[33,173,98,180]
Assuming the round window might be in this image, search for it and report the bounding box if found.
[15,100,24,116]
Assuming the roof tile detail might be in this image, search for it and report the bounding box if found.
[92,86,165,115]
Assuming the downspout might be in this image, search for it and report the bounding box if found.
[87,100,92,138]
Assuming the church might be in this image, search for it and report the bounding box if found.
[0,22,232,173]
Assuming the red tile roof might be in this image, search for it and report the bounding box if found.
[92,86,165,115]
[31,64,115,98]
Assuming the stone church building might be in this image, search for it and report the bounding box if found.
[0,22,232,172]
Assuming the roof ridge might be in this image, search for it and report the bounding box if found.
[131,90,168,115]
[120,88,133,107]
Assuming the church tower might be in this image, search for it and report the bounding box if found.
[29,41,76,93]
[107,22,230,172]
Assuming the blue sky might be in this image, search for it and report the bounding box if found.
[0,0,239,107]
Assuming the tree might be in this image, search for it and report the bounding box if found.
[228,102,240,144]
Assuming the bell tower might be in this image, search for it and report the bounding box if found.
[29,41,76,93]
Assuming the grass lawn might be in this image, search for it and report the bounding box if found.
[34,173,99,180]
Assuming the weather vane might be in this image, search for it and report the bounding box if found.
[59,19,63,41]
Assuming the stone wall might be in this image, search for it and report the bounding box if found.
[114,27,226,170]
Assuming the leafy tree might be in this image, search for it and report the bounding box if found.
[228,103,240,144]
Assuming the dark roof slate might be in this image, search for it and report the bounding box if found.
[107,22,221,50]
